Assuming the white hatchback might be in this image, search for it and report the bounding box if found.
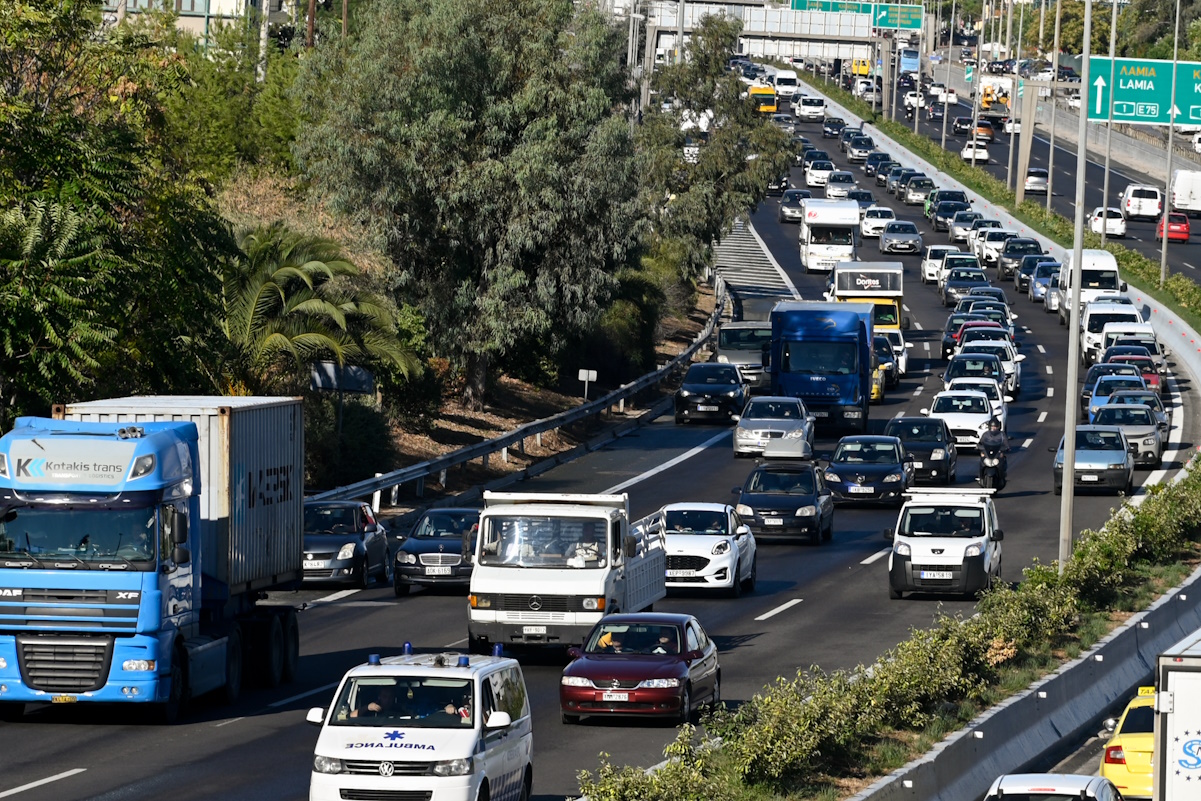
[659,503,757,596]
[1089,206,1127,237]
[860,206,896,238]
[922,245,959,284]
[921,390,993,447]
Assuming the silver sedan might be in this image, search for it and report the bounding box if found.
[1053,426,1134,496]
[879,221,923,254]
[733,396,816,457]
[1091,405,1164,467]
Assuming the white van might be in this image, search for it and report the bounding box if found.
[774,69,800,98]
[886,489,1003,600]
[1100,321,1158,356]
[1057,249,1127,326]
[1121,184,1164,220]
[1079,301,1144,365]
[797,95,827,122]
[308,652,533,801]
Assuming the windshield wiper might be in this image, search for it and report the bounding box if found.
[48,551,92,570]
[96,554,137,570]
[0,549,46,568]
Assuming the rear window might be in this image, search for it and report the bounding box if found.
[1131,188,1159,200]
[1119,705,1155,734]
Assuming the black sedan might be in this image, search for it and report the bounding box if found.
[940,267,992,307]
[393,507,480,596]
[822,117,846,138]
[733,458,834,542]
[932,201,971,232]
[882,417,958,485]
[303,500,391,588]
[952,116,974,135]
[823,435,914,505]
[675,362,748,423]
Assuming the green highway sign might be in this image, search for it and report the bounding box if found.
[965,64,974,83]
[1088,56,1201,126]
[789,0,923,28]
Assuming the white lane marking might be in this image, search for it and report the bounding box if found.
[1046,388,1054,398]
[1045,365,1053,375]
[1185,262,1196,270]
[214,717,246,728]
[308,589,360,606]
[914,320,924,330]
[1021,326,1032,333]
[912,386,923,396]
[603,430,729,493]
[860,548,891,565]
[442,638,468,648]
[923,341,930,351]
[893,409,907,418]
[1135,373,1186,493]
[1021,438,1033,450]
[0,770,87,799]
[267,680,341,709]
[1037,344,1047,354]
[755,598,803,621]
[1038,411,1048,423]
[903,304,911,312]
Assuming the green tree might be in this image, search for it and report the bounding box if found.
[225,223,421,391]
[293,0,642,408]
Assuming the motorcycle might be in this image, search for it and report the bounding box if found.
[978,444,1007,490]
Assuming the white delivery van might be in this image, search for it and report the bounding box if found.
[797,95,827,122]
[885,489,1003,600]
[308,651,533,801]
[1079,301,1144,365]
[1171,169,1201,213]
[1057,249,1127,326]
[798,198,860,273]
[1121,184,1164,220]
[773,69,800,98]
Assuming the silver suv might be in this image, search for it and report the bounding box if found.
[711,321,772,391]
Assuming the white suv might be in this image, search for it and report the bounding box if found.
[1121,184,1164,220]
[983,774,1122,801]
[308,652,533,801]
[885,489,1003,600]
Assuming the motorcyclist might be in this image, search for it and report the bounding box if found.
[977,418,1009,484]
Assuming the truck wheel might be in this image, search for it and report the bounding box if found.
[0,702,24,722]
[220,625,244,705]
[261,615,285,688]
[280,609,300,684]
[154,647,188,724]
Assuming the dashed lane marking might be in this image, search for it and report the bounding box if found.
[1047,388,1054,398]
[1045,365,1053,375]
[755,598,803,621]
[860,548,891,565]
[267,681,341,709]
[603,430,729,493]
[0,770,88,799]
[1038,411,1048,423]
[1037,344,1046,354]
[1021,438,1033,449]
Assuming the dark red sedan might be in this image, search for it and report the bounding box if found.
[559,613,720,725]
[1109,354,1162,394]
[1156,213,1190,242]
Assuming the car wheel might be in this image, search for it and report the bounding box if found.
[743,556,757,593]
[728,566,743,599]
[393,578,410,597]
[678,684,693,725]
[888,585,903,600]
[1124,477,1134,496]
[357,556,370,590]
[709,673,722,711]
[822,515,833,542]
[675,414,685,425]
[561,712,580,725]
[1053,483,1062,496]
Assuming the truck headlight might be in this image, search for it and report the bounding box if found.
[893,542,911,557]
[964,543,984,557]
[736,504,754,517]
[313,756,345,774]
[883,473,903,483]
[581,597,605,611]
[129,454,156,479]
[432,758,474,777]
[398,552,417,565]
[931,448,947,460]
[561,676,591,687]
[336,543,357,561]
[638,678,680,688]
[716,355,729,363]
[711,540,731,556]
[469,594,493,609]
[796,505,816,517]
[122,660,156,672]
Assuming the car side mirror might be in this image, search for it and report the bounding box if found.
[1103,717,1117,733]
[992,528,1004,541]
[732,414,741,422]
[902,316,911,329]
[883,527,895,541]
[1121,282,1129,292]
[732,486,741,495]
[567,647,583,659]
[1015,354,1027,362]
[736,525,751,538]
[1003,395,1014,403]
[307,707,326,726]
[486,711,513,729]
[920,408,930,415]
[685,649,705,662]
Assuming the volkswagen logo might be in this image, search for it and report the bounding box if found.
[378,762,395,777]
[528,595,543,611]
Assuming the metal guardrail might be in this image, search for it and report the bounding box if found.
[311,279,729,504]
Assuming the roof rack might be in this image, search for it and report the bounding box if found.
[903,488,995,498]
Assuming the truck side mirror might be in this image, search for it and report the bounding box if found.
[173,545,191,565]
[991,528,1004,541]
[902,316,911,329]
[883,527,895,541]
[172,514,188,545]
[624,536,638,558]
[307,707,326,726]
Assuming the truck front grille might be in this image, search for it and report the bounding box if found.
[497,594,573,612]
[17,635,113,693]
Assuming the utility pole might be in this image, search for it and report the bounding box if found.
[1059,0,1095,576]
[1100,0,1120,245]
[1161,0,1184,287]
[306,0,315,48]
[1046,0,1063,211]
[257,0,271,82]
[1006,1,1024,191]
[942,0,956,150]
[676,0,685,64]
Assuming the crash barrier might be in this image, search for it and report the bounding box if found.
[311,279,729,506]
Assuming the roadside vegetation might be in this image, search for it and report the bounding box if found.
[0,0,788,487]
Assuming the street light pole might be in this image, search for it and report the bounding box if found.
[1006,1,1025,191]
[942,0,956,149]
[1161,0,1183,288]
[676,0,685,64]
[1100,0,1119,246]
[1046,0,1063,211]
[1059,0,1095,575]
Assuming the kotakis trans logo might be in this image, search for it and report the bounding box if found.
[7,440,136,486]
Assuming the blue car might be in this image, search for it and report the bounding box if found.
[823,435,914,506]
[1029,262,1061,302]
[1087,374,1148,422]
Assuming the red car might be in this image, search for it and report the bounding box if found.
[1156,213,1190,242]
[559,613,720,724]
[1109,354,1162,394]
[952,319,1004,345]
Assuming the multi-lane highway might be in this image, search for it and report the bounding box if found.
[1,108,1197,801]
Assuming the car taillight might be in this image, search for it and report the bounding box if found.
[1104,745,1126,764]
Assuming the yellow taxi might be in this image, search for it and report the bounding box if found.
[870,364,885,403]
[1100,685,1155,799]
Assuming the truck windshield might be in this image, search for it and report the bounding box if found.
[899,507,983,537]
[1081,269,1119,289]
[718,327,771,350]
[479,515,610,569]
[328,676,475,729]
[782,341,858,375]
[0,503,158,569]
[808,226,854,246]
[873,304,899,327]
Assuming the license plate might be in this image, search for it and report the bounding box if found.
[1081,474,1099,482]
[425,566,453,576]
[919,571,953,580]
[602,691,629,702]
[303,560,324,569]
[697,405,719,412]
[813,411,829,417]
[51,695,77,704]
[850,486,876,493]
[523,625,547,635]
[956,436,975,444]
[764,518,784,526]
[911,461,923,468]
[666,569,695,577]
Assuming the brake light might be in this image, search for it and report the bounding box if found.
[1104,745,1126,764]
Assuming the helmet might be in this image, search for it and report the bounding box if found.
[988,417,1002,429]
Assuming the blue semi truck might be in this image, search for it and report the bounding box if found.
[0,396,304,722]
[766,301,874,431]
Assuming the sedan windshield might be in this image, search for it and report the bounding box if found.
[886,222,918,234]
[684,365,740,384]
[585,622,681,655]
[833,441,900,464]
[1094,407,1154,427]
[885,421,946,442]
[932,395,989,414]
[1075,431,1124,451]
[746,468,815,495]
[898,506,983,537]
[743,400,804,419]
[411,510,479,540]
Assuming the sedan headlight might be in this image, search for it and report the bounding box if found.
[336,543,357,561]
[638,678,681,689]
[561,676,592,687]
[313,756,345,774]
[1089,406,1100,416]
[825,471,841,482]
[893,541,911,557]
[883,473,904,483]
[678,389,693,397]
[1109,462,1129,470]
[1143,437,1158,446]
[723,389,740,397]
[931,448,947,460]
[397,551,417,565]
[964,543,984,557]
[736,504,754,517]
[795,505,817,517]
[977,421,991,432]
[711,540,731,556]
[716,355,729,363]
[432,758,474,777]
[785,429,808,440]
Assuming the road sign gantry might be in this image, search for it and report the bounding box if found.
[1087,56,1201,126]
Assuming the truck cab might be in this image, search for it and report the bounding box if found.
[467,493,665,651]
